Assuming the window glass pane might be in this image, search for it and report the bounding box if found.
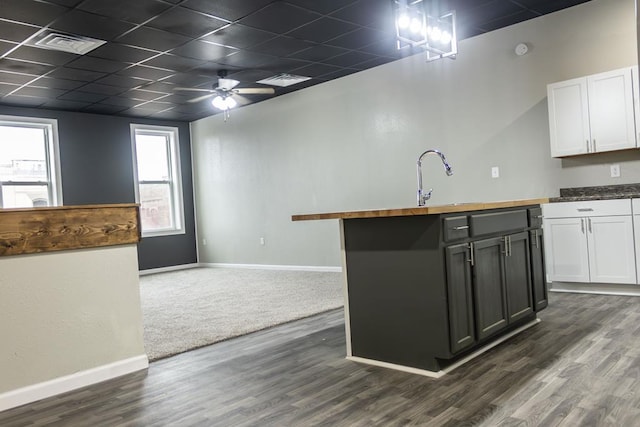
[0,126,47,182]
[135,133,169,181]
[2,185,50,208]
[139,183,173,231]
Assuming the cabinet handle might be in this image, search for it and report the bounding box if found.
[588,217,592,233]
[593,139,596,152]
[508,236,512,257]
[468,242,475,266]
[581,218,585,233]
[577,208,593,212]
[452,225,469,230]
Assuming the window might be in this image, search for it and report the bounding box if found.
[0,116,62,208]
[131,124,184,237]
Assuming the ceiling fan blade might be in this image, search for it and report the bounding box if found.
[187,93,215,103]
[174,87,215,92]
[233,94,252,106]
[234,87,275,95]
[218,78,240,91]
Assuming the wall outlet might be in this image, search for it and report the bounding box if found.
[610,164,621,178]
[260,237,265,245]
[202,238,207,246]
[491,166,500,178]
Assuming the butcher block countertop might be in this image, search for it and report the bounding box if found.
[292,198,550,221]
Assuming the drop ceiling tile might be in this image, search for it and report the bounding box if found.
[326,27,387,50]
[78,0,172,24]
[0,41,17,57]
[124,89,167,101]
[48,67,106,82]
[188,63,235,79]
[129,100,173,112]
[0,0,70,27]
[95,74,150,89]
[140,54,206,72]
[249,36,314,57]
[7,46,78,66]
[171,40,237,61]
[153,92,194,103]
[0,58,54,75]
[0,70,37,85]
[354,56,396,69]
[13,86,66,98]
[321,51,378,68]
[65,56,126,74]
[181,0,274,21]
[136,81,180,93]
[358,36,403,58]
[250,57,309,73]
[288,44,349,61]
[289,62,342,78]
[50,10,136,41]
[42,99,92,110]
[462,0,528,27]
[0,82,20,95]
[58,91,108,103]
[285,0,358,14]
[0,19,40,43]
[330,0,395,31]
[88,43,158,63]
[287,17,360,44]
[74,83,127,96]
[117,65,174,80]
[46,0,83,6]
[1,94,47,107]
[214,51,275,69]
[202,24,277,50]
[28,76,86,90]
[317,67,360,80]
[512,0,589,14]
[238,3,322,34]
[116,26,192,52]
[226,69,275,83]
[147,7,227,38]
[479,10,539,32]
[101,96,143,107]
[82,103,129,114]
[162,72,213,87]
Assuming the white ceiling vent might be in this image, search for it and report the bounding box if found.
[257,73,311,87]
[32,32,106,55]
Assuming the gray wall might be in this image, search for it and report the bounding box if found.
[0,105,197,270]
[191,0,638,268]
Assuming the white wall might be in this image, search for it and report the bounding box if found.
[191,0,638,268]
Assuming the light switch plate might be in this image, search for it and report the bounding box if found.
[611,164,620,178]
[491,166,500,178]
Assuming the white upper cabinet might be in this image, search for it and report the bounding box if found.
[547,67,637,158]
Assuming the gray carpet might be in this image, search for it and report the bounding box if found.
[139,267,344,361]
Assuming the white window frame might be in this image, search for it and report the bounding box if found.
[131,124,185,238]
[0,115,63,208]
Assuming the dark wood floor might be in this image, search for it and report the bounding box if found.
[3,292,640,426]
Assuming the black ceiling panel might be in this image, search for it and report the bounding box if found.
[287,17,360,44]
[0,19,40,43]
[146,7,227,38]
[50,10,136,41]
[0,0,69,26]
[181,0,276,22]
[238,3,321,34]
[116,26,192,52]
[78,0,172,24]
[0,0,593,121]
[202,25,277,50]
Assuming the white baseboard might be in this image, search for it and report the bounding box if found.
[550,282,640,296]
[201,263,342,273]
[0,355,148,412]
[348,319,541,378]
[139,263,200,276]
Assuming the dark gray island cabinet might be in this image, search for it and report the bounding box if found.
[292,198,549,377]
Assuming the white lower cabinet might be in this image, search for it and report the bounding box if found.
[543,199,636,285]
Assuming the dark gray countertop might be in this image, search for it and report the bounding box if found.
[549,184,640,202]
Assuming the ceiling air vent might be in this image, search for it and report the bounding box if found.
[257,73,311,87]
[32,32,106,55]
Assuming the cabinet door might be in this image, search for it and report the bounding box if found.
[547,77,590,157]
[587,215,636,284]
[529,229,548,311]
[505,232,534,323]
[544,217,590,282]
[472,237,508,340]
[445,244,476,354]
[588,68,636,153]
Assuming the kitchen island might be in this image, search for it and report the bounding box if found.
[293,198,549,377]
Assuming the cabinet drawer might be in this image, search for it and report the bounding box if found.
[543,199,632,218]
[469,210,527,237]
[443,216,469,242]
[528,207,543,228]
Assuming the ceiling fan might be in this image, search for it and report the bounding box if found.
[175,70,275,118]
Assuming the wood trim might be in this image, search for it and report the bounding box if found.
[292,198,550,221]
[0,204,141,257]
